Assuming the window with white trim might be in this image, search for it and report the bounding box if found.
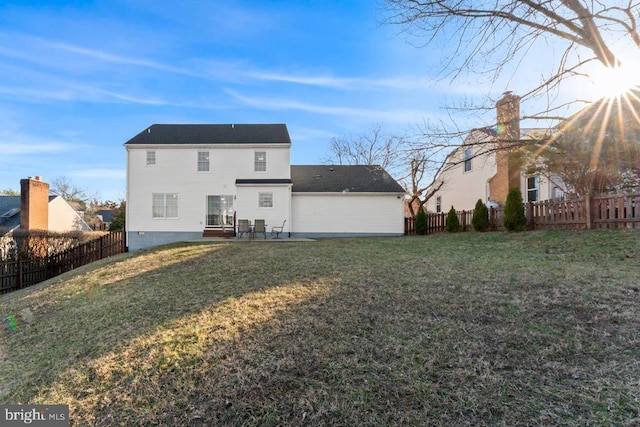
[152,193,179,218]
[436,196,442,213]
[197,151,210,172]
[527,176,539,202]
[258,192,273,208]
[464,148,472,172]
[254,151,267,172]
[146,151,156,166]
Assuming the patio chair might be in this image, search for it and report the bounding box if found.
[271,220,286,239]
[253,219,267,239]
[237,219,250,239]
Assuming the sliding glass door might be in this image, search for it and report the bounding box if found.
[206,195,234,227]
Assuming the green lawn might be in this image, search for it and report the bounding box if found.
[1,230,639,426]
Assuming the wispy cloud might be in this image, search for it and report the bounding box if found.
[226,89,442,123]
[0,141,74,155]
[45,41,200,77]
[0,82,173,106]
[244,71,431,91]
[70,168,126,179]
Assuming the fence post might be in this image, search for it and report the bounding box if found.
[527,202,535,230]
[585,195,592,229]
[18,260,23,289]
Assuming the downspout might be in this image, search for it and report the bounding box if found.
[124,145,130,250]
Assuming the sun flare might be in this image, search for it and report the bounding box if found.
[590,64,639,99]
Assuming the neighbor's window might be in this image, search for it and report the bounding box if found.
[436,196,442,213]
[464,148,472,172]
[553,186,565,201]
[258,192,273,208]
[527,176,539,202]
[197,151,210,172]
[146,150,156,166]
[254,151,267,172]
[152,193,179,218]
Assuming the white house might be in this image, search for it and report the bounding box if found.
[425,92,568,212]
[125,124,405,250]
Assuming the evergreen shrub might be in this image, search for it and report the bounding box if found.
[472,199,490,231]
[415,207,427,235]
[503,187,527,231]
[445,206,461,232]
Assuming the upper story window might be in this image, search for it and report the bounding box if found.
[146,151,156,166]
[152,193,179,218]
[258,192,273,208]
[464,148,472,172]
[527,176,539,202]
[436,196,442,213]
[254,151,267,172]
[198,151,210,172]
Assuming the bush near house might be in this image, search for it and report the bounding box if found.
[445,206,461,232]
[503,188,527,231]
[415,207,427,235]
[472,199,490,232]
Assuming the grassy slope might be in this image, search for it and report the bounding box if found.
[1,230,639,426]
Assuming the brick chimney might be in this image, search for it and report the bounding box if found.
[20,176,49,231]
[489,92,522,205]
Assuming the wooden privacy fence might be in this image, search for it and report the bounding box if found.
[590,193,640,229]
[404,192,640,235]
[404,208,503,235]
[528,198,586,229]
[1,231,126,294]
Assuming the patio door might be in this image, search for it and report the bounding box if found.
[206,195,234,227]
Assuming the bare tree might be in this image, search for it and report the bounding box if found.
[50,176,98,210]
[383,1,640,121]
[323,124,404,171]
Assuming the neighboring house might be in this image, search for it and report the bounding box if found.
[125,124,405,250]
[426,92,567,212]
[95,209,116,230]
[0,176,92,235]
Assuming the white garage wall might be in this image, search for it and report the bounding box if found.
[291,193,404,236]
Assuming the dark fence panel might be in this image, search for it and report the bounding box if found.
[0,231,126,294]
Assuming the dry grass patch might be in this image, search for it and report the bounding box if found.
[1,230,639,425]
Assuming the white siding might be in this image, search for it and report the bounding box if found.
[427,146,498,212]
[126,145,291,233]
[235,185,291,233]
[292,193,404,235]
[48,196,91,232]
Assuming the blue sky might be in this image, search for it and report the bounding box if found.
[0,1,622,201]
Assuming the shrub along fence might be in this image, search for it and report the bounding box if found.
[0,231,126,294]
[405,192,640,235]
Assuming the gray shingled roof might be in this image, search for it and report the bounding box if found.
[0,196,20,230]
[124,124,291,145]
[291,165,405,193]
